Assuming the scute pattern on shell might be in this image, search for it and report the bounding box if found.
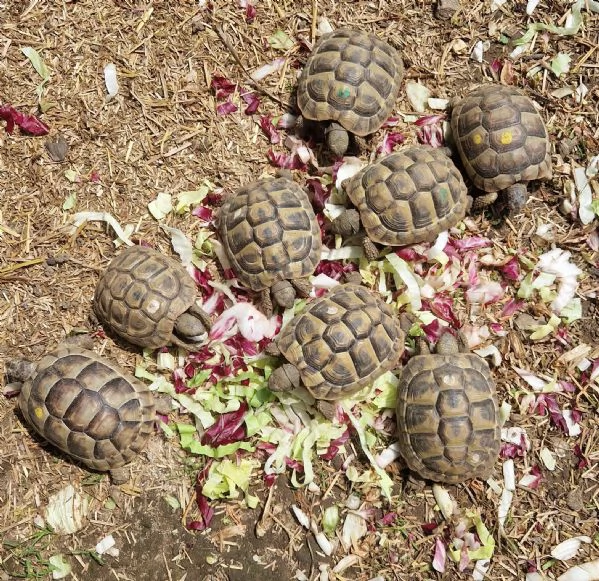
[220,177,322,291]
[18,345,155,471]
[297,28,404,135]
[397,351,500,483]
[94,245,197,348]
[451,84,552,192]
[275,284,404,400]
[346,146,469,245]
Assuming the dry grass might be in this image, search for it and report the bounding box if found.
[1,0,599,580]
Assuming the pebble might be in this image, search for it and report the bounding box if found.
[436,0,460,19]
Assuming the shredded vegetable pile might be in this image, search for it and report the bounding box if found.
[9,3,593,577]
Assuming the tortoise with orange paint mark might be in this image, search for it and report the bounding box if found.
[451,84,552,213]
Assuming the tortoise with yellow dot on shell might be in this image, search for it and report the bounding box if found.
[451,84,552,213]
[15,344,156,478]
[331,145,469,259]
[268,284,405,400]
[297,28,404,157]
[396,330,500,483]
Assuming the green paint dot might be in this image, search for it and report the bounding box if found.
[337,86,351,99]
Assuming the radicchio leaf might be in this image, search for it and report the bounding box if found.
[211,75,237,99]
[201,402,249,446]
[320,429,350,461]
[376,132,406,155]
[259,115,280,143]
[216,100,238,115]
[305,178,331,211]
[241,90,261,114]
[0,105,50,136]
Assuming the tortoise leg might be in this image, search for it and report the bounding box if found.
[362,235,380,261]
[330,208,360,237]
[290,278,312,299]
[416,336,431,356]
[259,288,274,318]
[455,329,471,353]
[109,466,130,485]
[503,183,528,214]
[470,191,498,212]
[325,122,349,158]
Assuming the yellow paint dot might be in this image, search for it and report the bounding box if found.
[472,133,483,145]
[500,130,513,145]
[34,407,44,419]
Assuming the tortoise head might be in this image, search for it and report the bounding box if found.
[6,359,37,384]
[325,122,349,158]
[172,304,212,345]
[268,363,300,393]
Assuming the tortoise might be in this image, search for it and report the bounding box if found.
[268,283,405,400]
[396,329,500,483]
[450,84,552,213]
[296,28,404,157]
[12,343,156,482]
[94,245,211,349]
[218,176,322,316]
[330,145,470,260]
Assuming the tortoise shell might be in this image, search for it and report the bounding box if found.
[94,245,197,348]
[18,345,155,471]
[345,146,469,246]
[451,84,552,192]
[297,28,404,136]
[219,176,322,291]
[275,284,405,400]
[396,343,500,483]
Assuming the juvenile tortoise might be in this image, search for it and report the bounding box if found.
[268,284,405,400]
[331,145,469,259]
[451,84,552,213]
[94,245,211,350]
[12,343,156,482]
[297,28,404,157]
[218,176,322,316]
[396,329,500,483]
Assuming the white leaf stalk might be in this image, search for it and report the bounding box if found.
[551,536,592,561]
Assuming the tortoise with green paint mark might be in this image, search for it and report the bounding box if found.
[331,145,470,259]
[297,28,404,157]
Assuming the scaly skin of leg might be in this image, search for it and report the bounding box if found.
[290,278,312,298]
[259,288,274,318]
[470,191,498,211]
[362,236,379,261]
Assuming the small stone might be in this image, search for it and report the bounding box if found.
[558,137,577,158]
[45,134,69,162]
[436,0,460,19]
[566,487,585,512]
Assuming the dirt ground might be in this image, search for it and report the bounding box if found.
[1,1,599,580]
